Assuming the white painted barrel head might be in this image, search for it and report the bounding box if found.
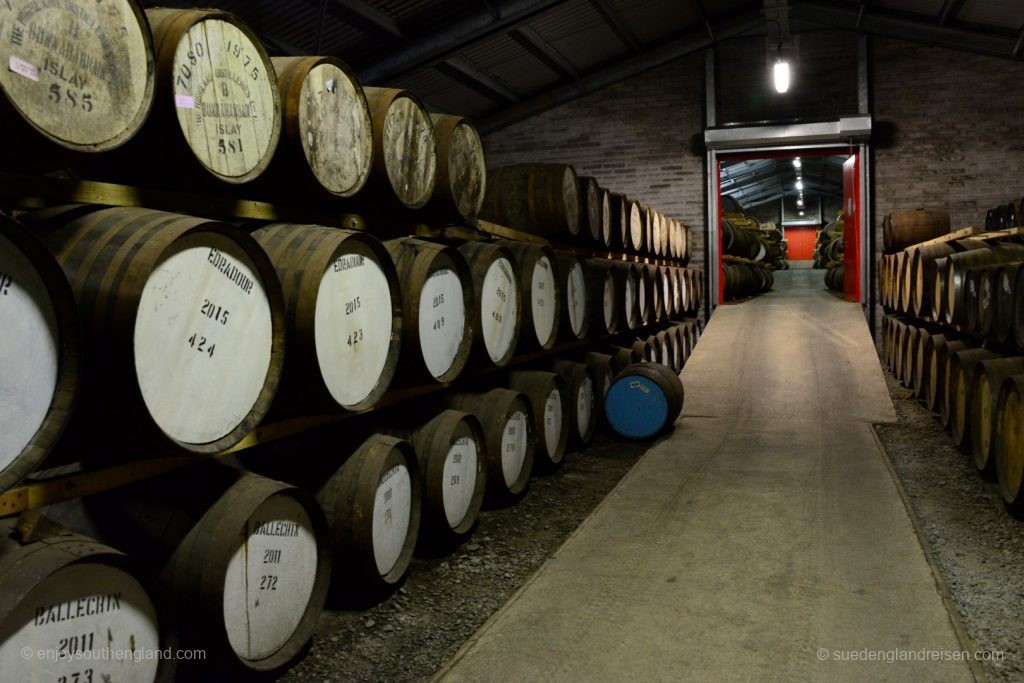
[531,256,557,346]
[638,276,648,318]
[680,273,689,312]
[602,271,615,332]
[449,122,486,217]
[134,232,273,445]
[314,247,393,408]
[662,271,671,309]
[0,234,59,470]
[171,17,279,180]
[566,261,587,338]
[544,388,562,456]
[418,267,466,380]
[383,96,436,207]
[223,494,318,661]
[630,204,643,249]
[501,410,529,488]
[0,563,159,682]
[372,463,412,577]
[299,62,372,196]
[624,270,637,328]
[577,376,593,435]
[0,0,152,150]
[442,435,478,529]
[480,256,517,363]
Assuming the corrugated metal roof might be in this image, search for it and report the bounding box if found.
[461,34,563,94]
[958,0,1024,30]
[529,0,625,69]
[611,0,699,45]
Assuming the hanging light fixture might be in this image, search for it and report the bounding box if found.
[795,179,803,191]
[793,158,802,169]
[797,198,804,207]
[773,59,791,93]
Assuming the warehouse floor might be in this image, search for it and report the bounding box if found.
[438,270,975,681]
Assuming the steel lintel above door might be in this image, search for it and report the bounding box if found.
[704,116,872,150]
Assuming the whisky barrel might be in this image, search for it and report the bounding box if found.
[428,114,486,220]
[963,267,987,333]
[948,348,999,446]
[552,359,597,446]
[910,242,955,316]
[945,242,1024,326]
[269,56,372,198]
[0,217,80,492]
[0,0,155,153]
[914,328,940,399]
[480,164,580,239]
[975,265,1001,337]
[931,256,949,321]
[585,259,618,336]
[554,252,590,340]
[253,224,400,413]
[408,410,486,548]
[363,87,437,209]
[584,351,614,429]
[659,266,673,318]
[1009,266,1024,348]
[668,268,682,317]
[901,325,920,388]
[996,374,1024,508]
[628,200,644,252]
[458,242,521,367]
[608,344,642,374]
[891,251,907,312]
[644,207,655,256]
[27,206,284,454]
[971,357,1024,476]
[598,188,613,247]
[445,389,534,505]
[994,264,1021,343]
[316,435,419,594]
[882,209,950,253]
[928,338,970,415]
[148,8,282,184]
[605,362,684,439]
[508,370,567,470]
[385,238,473,384]
[609,193,629,250]
[0,513,161,681]
[579,176,602,244]
[609,261,640,330]
[499,241,561,350]
[644,264,662,322]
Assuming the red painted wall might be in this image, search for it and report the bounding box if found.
[784,226,817,260]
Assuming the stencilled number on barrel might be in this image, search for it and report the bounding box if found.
[218,138,244,155]
[347,329,364,347]
[263,548,282,564]
[433,316,445,331]
[345,296,361,315]
[57,670,93,683]
[200,298,230,325]
[187,333,216,358]
[259,575,278,591]
[433,293,445,308]
[57,633,95,655]
[0,272,10,296]
[226,40,262,81]
[382,485,393,526]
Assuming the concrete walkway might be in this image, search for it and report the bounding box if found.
[438,270,974,682]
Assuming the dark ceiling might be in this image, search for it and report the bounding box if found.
[722,155,846,208]
[139,0,1024,133]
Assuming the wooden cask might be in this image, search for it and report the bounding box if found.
[948,348,999,446]
[1010,265,1024,349]
[605,362,684,439]
[882,209,950,253]
[0,217,80,492]
[945,242,1024,326]
[609,261,640,330]
[900,325,920,389]
[428,114,486,220]
[628,200,644,252]
[0,513,161,681]
[970,357,1024,476]
[598,188,613,248]
[148,8,282,183]
[270,56,372,197]
[458,242,521,367]
[253,224,401,413]
[552,359,597,446]
[994,264,1021,344]
[609,193,629,250]
[927,338,968,415]
[579,175,602,244]
[0,0,155,153]
[554,252,590,340]
[909,242,955,317]
[385,238,473,384]
[659,266,673,318]
[584,351,615,430]
[913,328,938,400]
[975,265,1000,337]
[931,256,949,321]
[995,374,1024,509]
[499,241,561,351]
[608,344,641,374]
[408,410,486,548]
[643,263,662,323]
[585,258,618,336]
[445,389,534,505]
[28,206,285,454]
[363,87,437,209]
[480,164,580,239]
[508,370,567,470]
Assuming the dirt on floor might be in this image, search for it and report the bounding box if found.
[277,436,650,683]
[875,372,1024,681]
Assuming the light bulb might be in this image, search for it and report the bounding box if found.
[793,158,802,169]
[797,199,804,207]
[773,60,791,94]
[795,180,803,190]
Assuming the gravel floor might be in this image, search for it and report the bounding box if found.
[875,371,1024,681]
[277,435,650,683]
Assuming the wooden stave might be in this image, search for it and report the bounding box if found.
[994,264,1021,344]
[553,251,590,341]
[584,258,618,336]
[976,265,1001,338]
[551,358,597,446]
[497,240,562,351]
[578,176,602,244]
[147,8,282,185]
[253,224,402,413]
[929,338,969,415]
[971,357,1024,476]
[931,256,949,321]
[883,210,951,254]
[444,388,534,505]
[609,261,640,331]
[964,267,985,334]
[0,217,82,492]
[910,242,955,317]
[384,238,474,385]
[29,206,286,455]
[428,114,487,220]
[507,370,567,470]
[480,164,581,239]
[995,374,1024,507]
[948,348,1000,447]
[268,56,373,198]
[362,87,438,209]
[457,241,522,368]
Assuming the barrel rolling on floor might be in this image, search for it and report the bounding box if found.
[605,362,684,440]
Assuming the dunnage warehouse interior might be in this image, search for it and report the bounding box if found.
[4,0,1024,680]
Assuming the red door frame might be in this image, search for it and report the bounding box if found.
[717,146,859,304]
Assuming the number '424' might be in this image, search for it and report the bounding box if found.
[188,334,216,358]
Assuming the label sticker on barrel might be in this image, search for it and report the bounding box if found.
[223,495,318,661]
[0,233,59,471]
[0,563,159,683]
[577,376,593,437]
[531,256,556,346]
[315,250,393,408]
[301,62,371,196]
[134,232,273,445]
[544,389,562,456]
[172,18,278,178]
[383,96,436,207]
[480,257,517,363]
[442,435,478,529]
[566,262,587,338]
[0,0,152,148]
[373,463,412,577]
[501,410,529,488]
[603,274,615,331]
[625,272,637,328]
[418,267,466,379]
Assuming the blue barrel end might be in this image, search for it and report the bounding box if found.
[604,374,670,439]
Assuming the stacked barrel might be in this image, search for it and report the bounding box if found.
[721,213,782,300]
[879,207,1024,519]
[0,2,702,677]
